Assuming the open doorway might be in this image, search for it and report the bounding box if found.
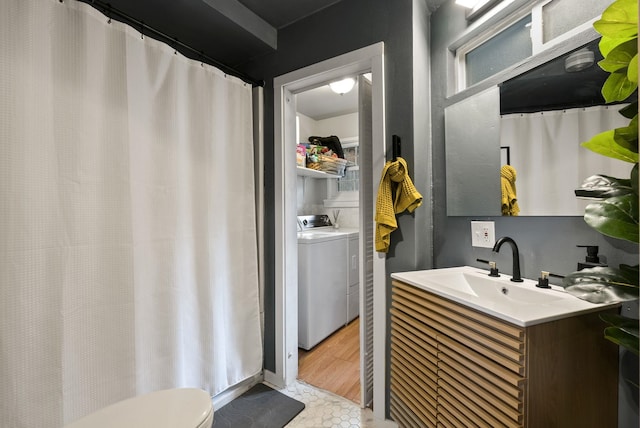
[295,77,363,403]
[270,43,386,419]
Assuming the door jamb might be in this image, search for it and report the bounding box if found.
[268,42,387,420]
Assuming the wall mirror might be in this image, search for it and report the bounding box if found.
[445,38,637,216]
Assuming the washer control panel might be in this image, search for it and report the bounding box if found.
[297,214,332,230]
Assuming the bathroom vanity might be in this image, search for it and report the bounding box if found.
[390,267,618,428]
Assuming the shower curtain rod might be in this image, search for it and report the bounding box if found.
[73,0,265,87]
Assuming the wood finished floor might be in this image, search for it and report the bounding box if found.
[298,317,361,404]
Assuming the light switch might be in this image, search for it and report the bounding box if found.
[471,221,495,248]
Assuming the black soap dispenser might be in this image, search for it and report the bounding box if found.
[577,245,607,270]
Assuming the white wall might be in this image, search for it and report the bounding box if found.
[296,176,328,214]
[315,112,359,139]
[297,111,358,143]
[297,113,317,144]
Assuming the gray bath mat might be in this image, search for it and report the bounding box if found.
[213,383,305,428]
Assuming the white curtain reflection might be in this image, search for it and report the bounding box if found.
[500,105,632,215]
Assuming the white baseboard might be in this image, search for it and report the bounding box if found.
[212,373,264,410]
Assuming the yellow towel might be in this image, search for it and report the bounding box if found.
[375,157,423,252]
[501,165,520,216]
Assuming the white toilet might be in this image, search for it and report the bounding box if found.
[65,388,214,428]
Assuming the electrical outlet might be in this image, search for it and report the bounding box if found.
[471,221,495,248]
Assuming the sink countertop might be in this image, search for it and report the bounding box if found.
[391,266,619,327]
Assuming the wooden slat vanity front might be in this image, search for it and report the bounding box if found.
[390,279,618,428]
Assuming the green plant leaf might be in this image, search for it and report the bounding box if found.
[604,326,640,355]
[599,36,636,57]
[575,174,634,199]
[577,0,640,358]
[563,266,639,303]
[594,0,639,40]
[601,313,640,354]
[619,103,638,119]
[628,53,638,83]
[602,70,638,102]
[582,129,639,162]
[616,264,639,286]
[601,312,640,327]
[598,39,638,72]
[613,115,638,153]
[584,194,639,242]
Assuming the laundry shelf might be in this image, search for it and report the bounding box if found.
[296,166,341,179]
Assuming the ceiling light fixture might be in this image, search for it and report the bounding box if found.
[329,78,355,95]
[564,48,595,72]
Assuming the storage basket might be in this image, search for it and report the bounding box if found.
[318,155,348,176]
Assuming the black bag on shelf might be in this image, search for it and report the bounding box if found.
[308,135,345,159]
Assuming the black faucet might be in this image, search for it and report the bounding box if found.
[492,236,523,282]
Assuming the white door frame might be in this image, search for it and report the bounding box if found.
[267,42,387,420]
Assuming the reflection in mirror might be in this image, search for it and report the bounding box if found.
[500,103,632,216]
[445,87,500,216]
[445,38,637,216]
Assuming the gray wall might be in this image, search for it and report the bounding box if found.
[239,0,637,423]
[238,0,431,374]
[429,1,638,426]
[430,0,638,278]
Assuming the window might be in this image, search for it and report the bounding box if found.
[541,0,612,43]
[338,141,359,192]
[454,0,608,93]
[464,14,532,87]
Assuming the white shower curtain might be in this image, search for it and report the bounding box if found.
[0,0,262,426]
[500,105,633,215]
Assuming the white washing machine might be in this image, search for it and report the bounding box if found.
[297,215,348,350]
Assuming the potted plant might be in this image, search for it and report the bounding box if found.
[562,0,639,359]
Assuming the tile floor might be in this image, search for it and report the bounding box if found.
[269,380,397,428]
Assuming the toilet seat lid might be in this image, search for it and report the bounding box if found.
[65,388,213,428]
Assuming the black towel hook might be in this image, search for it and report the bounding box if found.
[392,135,401,161]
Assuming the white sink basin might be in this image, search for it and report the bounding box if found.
[391,266,618,326]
